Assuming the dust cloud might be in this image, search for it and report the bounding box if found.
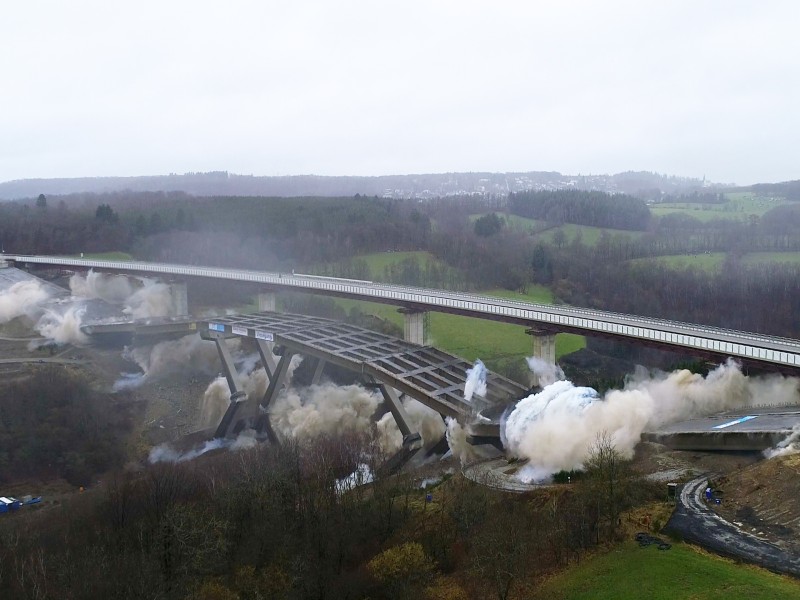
[0,280,50,323]
[503,358,800,482]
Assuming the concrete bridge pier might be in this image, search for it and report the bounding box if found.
[311,357,326,385]
[256,339,277,380]
[527,327,557,386]
[210,334,248,438]
[375,383,423,472]
[257,290,277,312]
[169,280,189,316]
[399,308,428,345]
[256,348,296,444]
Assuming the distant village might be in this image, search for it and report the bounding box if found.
[0,170,716,201]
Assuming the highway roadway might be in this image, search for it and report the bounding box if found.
[8,254,800,371]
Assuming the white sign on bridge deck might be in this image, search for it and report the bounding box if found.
[255,330,274,341]
[232,325,248,336]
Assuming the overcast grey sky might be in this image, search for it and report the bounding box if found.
[2,1,798,185]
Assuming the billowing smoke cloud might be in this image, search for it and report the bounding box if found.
[464,359,487,402]
[526,356,565,387]
[0,280,50,323]
[199,376,231,428]
[197,353,297,428]
[70,270,133,304]
[1,271,178,349]
[272,384,381,441]
[70,270,173,319]
[377,397,446,454]
[123,280,173,319]
[503,359,800,482]
[35,305,89,345]
[765,425,800,459]
[115,334,226,391]
[445,417,500,465]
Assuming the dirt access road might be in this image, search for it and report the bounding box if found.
[666,475,800,577]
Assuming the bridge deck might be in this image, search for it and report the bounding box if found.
[10,255,800,372]
[201,311,528,419]
[643,406,800,451]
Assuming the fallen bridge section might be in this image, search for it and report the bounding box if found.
[198,311,528,451]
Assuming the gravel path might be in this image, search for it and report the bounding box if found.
[666,475,800,577]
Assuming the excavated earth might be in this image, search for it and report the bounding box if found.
[711,453,800,555]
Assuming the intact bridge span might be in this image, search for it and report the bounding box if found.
[9,254,800,374]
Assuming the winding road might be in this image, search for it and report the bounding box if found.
[666,475,800,577]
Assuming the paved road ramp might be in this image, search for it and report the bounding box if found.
[666,475,800,577]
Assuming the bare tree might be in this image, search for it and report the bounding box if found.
[584,431,632,540]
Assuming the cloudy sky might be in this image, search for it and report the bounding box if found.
[2,1,798,185]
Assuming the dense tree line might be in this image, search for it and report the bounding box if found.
[750,179,800,201]
[0,367,135,486]
[509,190,651,230]
[5,188,800,346]
[0,433,655,600]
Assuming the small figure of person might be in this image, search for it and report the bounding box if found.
[705,487,713,502]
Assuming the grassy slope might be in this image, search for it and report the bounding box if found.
[336,282,585,362]
[629,253,728,272]
[651,192,789,222]
[537,541,800,600]
[358,250,439,273]
[67,251,134,261]
[742,252,800,266]
[630,251,800,272]
[470,212,644,245]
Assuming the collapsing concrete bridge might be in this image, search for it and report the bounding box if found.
[199,311,527,465]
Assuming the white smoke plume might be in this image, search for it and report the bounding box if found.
[123,280,173,319]
[376,397,447,454]
[197,352,300,428]
[445,417,500,465]
[71,270,174,319]
[464,359,487,402]
[114,334,229,391]
[764,424,800,459]
[526,356,565,387]
[272,384,381,441]
[35,305,89,345]
[69,270,133,304]
[199,376,231,428]
[0,280,50,323]
[148,429,258,463]
[503,359,800,482]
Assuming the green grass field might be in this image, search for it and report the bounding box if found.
[469,212,645,246]
[333,283,585,364]
[67,251,134,261]
[741,252,800,266]
[537,541,800,600]
[629,253,728,271]
[651,192,788,222]
[538,222,643,246]
[629,251,800,272]
[357,250,439,276]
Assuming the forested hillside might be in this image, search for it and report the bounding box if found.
[3,189,800,343]
[509,190,651,230]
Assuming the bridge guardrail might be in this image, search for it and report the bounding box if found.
[8,255,800,366]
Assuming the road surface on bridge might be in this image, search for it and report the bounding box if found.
[9,255,800,371]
